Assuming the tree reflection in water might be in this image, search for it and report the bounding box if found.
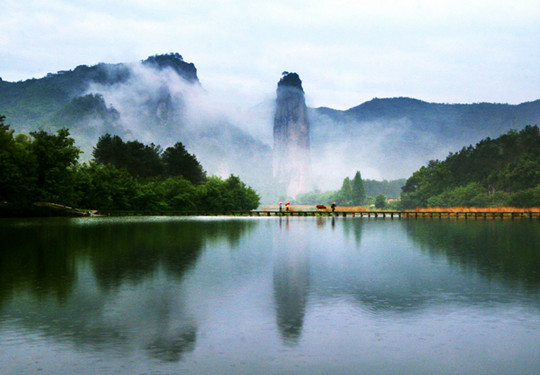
[402,220,540,292]
[0,217,257,362]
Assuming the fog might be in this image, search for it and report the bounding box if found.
[80,62,274,199]
[75,61,461,201]
[308,112,457,191]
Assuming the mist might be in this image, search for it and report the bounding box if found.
[308,111,457,191]
[73,60,487,202]
[73,61,276,200]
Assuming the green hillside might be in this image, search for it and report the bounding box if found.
[401,125,540,208]
[0,53,197,132]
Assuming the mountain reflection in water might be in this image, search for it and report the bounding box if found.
[0,217,257,362]
[0,217,538,375]
[273,216,310,345]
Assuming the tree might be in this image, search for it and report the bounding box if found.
[351,171,366,205]
[507,185,540,207]
[92,134,126,167]
[222,174,260,211]
[193,175,259,212]
[375,194,387,209]
[0,116,38,205]
[124,140,163,179]
[338,177,353,205]
[400,126,540,208]
[30,128,80,204]
[76,162,137,210]
[93,134,163,179]
[162,142,206,184]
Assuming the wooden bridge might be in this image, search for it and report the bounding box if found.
[98,210,540,220]
[245,210,540,220]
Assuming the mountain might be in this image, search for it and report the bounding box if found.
[0,53,197,128]
[0,53,272,199]
[308,97,540,188]
[400,125,540,208]
[273,72,311,197]
[1,55,539,199]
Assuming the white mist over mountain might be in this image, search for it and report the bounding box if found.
[81,60,274,199]
[44,56,536,202]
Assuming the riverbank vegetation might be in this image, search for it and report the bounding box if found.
[295,171,404,209]
[0,115,259,216]
[401,125,540,209]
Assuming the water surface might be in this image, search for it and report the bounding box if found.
[0,216,539,374]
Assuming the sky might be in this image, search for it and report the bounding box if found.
[1,0,539,110]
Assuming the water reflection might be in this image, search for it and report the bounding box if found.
[141,285,197,362]
[273,217,310,345]
[307,219,540,316]
[0,217,258,362]
[402,220,540,291]
[342,217,363,244]
[1,217,539,374]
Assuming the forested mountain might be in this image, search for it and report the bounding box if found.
[0,53,273,200]
[0,53,197,128]
[1,53,539,201]
[0,116,259,215]
[309,98,540,186]
[316,97,540,137]
[400,125,540,208]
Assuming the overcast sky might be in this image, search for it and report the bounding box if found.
[1,0,539,110]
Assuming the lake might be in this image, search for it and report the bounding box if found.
[0,216,539,374]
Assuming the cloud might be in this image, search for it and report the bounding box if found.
[2,0,539,110]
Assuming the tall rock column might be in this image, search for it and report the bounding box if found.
[273,72,312,197]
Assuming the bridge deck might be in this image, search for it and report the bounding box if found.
[98,210,540,220]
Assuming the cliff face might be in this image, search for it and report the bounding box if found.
[142,53,199,84]
[273,72,312,197]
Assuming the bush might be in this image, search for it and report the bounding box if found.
[507,185,540,207]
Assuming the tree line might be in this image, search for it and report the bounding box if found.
[0,115,260,215]
[400,125,540,208]
[295,171,396,209]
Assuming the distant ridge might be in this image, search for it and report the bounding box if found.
[0,53,199,128]
[1,54,539,189]
[312,97,540,138]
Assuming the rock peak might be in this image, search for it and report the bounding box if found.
[273,72,311,197]
[277,72,304,93]
[142,53,198,83]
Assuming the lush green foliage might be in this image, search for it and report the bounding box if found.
[351,171,366,205]
[295,171,402,207]
[0,115,37,205]
[93,134,206,184]
[0,115,81,206]
[161,141,207,185]
[375,194,387,209]
[363,178,405,198]
[0,117,259,214]
[401,126,540,208]
[0,54,196,130]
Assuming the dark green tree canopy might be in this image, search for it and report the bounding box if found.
[93,134,163,179]
[375,194,387,209]
[1,121,259,214]
[162,142,206,184]
[339,177,353,205]
[93,134,206,183]
[401,125,540,208]
[352,171,366,205]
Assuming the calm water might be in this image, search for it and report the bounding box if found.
[0,216,539,374]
